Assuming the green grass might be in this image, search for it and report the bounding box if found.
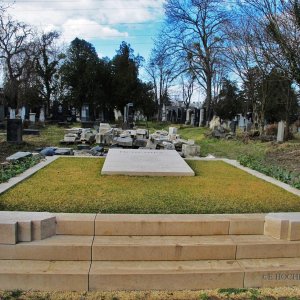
[0,157,299,214]
[178,126,268,159]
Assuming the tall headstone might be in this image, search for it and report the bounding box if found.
[277,121,285,142]
[29,113,36,124]
[81,104,89,122]
[0,105,4,122]
[199,109,205,127]
[39,107,45,124]
[7,119,22,143]
[21,106,26,122]
[8,108,16,119]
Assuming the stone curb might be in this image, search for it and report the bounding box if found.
[0,156,59,195]
[1,156,299,197]
[185,157,300,197]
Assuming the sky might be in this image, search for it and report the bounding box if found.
[5,0,165,61]
[4,0,203,105]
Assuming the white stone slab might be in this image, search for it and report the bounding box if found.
[101,149,195,176]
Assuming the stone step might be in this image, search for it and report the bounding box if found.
[94,214,265,236]
[0,260,89,291]
[90,258,300,290]
[89,260,244,291]
[92,235,300,261]
[1,258,300,291]
[0,235,93,260]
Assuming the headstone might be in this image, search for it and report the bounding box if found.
[81,104,89,122]
[23,129,40,135]
[182,144,200,157]
[101,149,195,176]
[29,113,36,124]
[39,107,45,123]
[162,104,167,122]
[40,147,56,156]
[230,120,236,134]
[277,121,285,142]
[169,127,177,135]
[8,108,16,119]
[0,105,4,122]
[190,114,195,126]
[7,119,22,143]
[6,151,32,161]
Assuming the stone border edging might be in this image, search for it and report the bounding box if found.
[0,156,59,195]
[0,155,299,197]
[185,157,300,197]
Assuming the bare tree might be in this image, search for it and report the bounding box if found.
[0,14,35,110]
[35,30,64,116]
[146,39,182,120]
[162,0,229,123]
[181,74,195,109]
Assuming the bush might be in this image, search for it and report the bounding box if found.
[238,154,300,189]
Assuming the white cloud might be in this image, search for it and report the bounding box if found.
[6,0,166,42]
[61,19,128,42]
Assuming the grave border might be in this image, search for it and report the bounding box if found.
[0,155,299,197]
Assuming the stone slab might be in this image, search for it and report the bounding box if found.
[0,260,89,291]
[89,260,244,290]
[6,151,32,161]
[55,213,96,235]
[240,258,300,288]
[92,236,236,261]
[0,221,17,244]
[101,149,195,176]
[95,214,229,236]
[0,235,93,260]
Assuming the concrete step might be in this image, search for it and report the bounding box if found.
[94,214,265,236]
[90,258,300,290]
[89,260,244,290]
[1,258,300,291]
[92,235,300,261]
[0,260,89,291]
[0,235,93,260]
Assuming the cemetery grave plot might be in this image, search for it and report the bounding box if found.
[0,157,299,214]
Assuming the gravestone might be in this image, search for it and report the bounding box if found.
[39,107,45,124]
[199,108,205,127]
[277,121,285,142]
[101,149,195,176]
[0,105,4,122]
[29,113,36,124]
[7,119,22,143]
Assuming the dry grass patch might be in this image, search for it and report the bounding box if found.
[0,158,299,214]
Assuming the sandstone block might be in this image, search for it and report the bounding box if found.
[0,260,89,291]
[55,213,96,235]
[0,222,17,244]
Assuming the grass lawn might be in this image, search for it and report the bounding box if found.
[0,157,299,214]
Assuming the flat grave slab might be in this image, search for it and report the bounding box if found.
[101,149,195,176]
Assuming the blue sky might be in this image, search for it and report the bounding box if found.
[6,0,165,61]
